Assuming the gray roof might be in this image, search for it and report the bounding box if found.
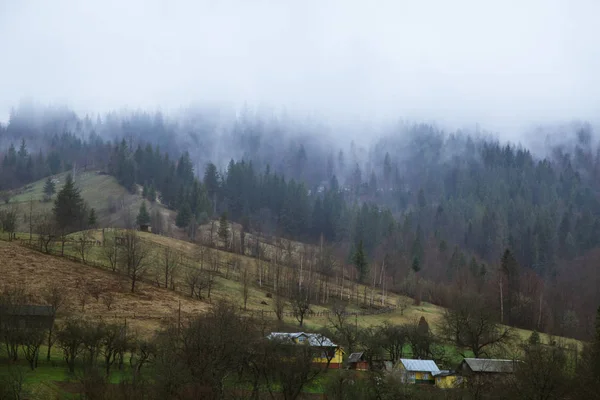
[462,358,518,373]
[0,305,54,317]
[348,352,365,363]
[399,359,440,373]
[433,370,458,377]
[267,332,338,347]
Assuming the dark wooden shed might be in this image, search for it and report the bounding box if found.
[0,305,55,331]
[348,352,369,371]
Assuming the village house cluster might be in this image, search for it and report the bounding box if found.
[268,331,519,390]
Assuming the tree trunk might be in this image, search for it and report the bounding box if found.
[46,328,53,361]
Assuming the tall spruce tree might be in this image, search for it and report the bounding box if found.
[218,212,230,246]
[88,208,97,228]
[353,240,369,283]
[147,185,156,202]
[175,202,192,228]
[136,201,150,226]
[43,177,55,201]
[53,174,85,234]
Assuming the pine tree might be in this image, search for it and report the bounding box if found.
[528,330,540,345]
[417,316,429,336]
[412,256,421,273]
[353,240,369,283]
[136,201,150,226]
[175,202,192,228]
[43,177,55,201]
[203,163,220,194]
[53,173,85,233]
[218,212,229,245]
[88,208,97,227]
[147,185,156,202]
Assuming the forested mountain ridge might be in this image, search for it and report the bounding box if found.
[1,105,599,340]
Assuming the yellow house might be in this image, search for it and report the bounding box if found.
[433,370,464,389]
[267,332,344,368]
[397,359,439,384]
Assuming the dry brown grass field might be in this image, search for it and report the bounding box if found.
[0,239,208,335]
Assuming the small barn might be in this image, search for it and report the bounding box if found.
[0,305,55,331]
[139,224,151,232]
[459,358,518,375]
[397,359,440,384]
[347,352,369,371]
[433,370,463,389]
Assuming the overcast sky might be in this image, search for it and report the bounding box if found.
[1,0,599,137]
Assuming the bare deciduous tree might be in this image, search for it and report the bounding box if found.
[86,282,103,302]
[102,292,115,311]
[162,247,180,289]
[120,230,150,293]
[274,291,286,321]
[327,301,359,354]
[75,230,94,264]
[292,288,310,327]
[511,339,574,400]
[56,318,86,373]
[77,288,89,312]
[102,323,127,377]
[43,285,66,361]
[185,268,202,298]
[241,266,250,311]
[263,335,324,400]
[102,235,119,272]
[439,294,514,358]
[36,212,58,253]
[378,322,407,364]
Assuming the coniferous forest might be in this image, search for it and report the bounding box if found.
[1,105,600,340]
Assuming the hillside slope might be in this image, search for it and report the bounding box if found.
[1,170,175,232]
[6,228,581,356]
[0,239,208,335]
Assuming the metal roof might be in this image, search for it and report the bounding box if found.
[433,370,458,377]
[267,332,338,347]
[399,359,440,373]
[462,358,518,373]
[348,352,365,363]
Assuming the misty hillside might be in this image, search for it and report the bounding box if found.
[1,105,600,340]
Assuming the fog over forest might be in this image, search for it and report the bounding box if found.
[1,0,600,138]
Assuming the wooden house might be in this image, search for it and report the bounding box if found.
[397,359,440,384]
[459,358,519,386]
[347,352,369,371]
[433,370,463,389]
[267,332,344,368]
